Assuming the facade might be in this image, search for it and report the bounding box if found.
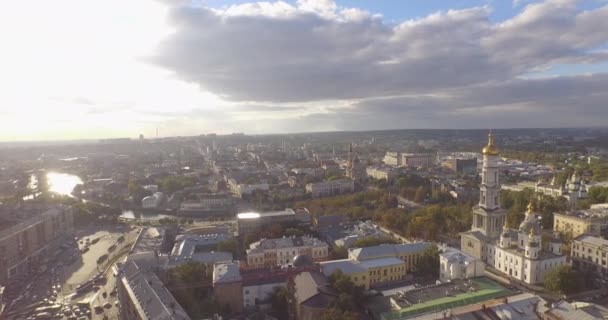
[141,192,164,208]
[346,143,366,181]
[246,236,328,268]
[461,131,567,284]
[445,157,478,174]
[439,248,485,282]
[383,152,401,166]
[305,179,355,198]
[179,194,236,215]
[236,208,311,236]
[213,262,244,313]
[0,207,74,284]
[571,235,608,276]
[320,243,430,289]
[118,260,191,320]
[401,153,435,168]
[366,166,399,182]
[321,257,407,290]
[554,209,608,238]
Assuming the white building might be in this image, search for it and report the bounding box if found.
[246,236,328,268]
[228,178,270,198]
[383,152,401,166]
[366,166,398,182]
[141,192,164,208]
[305,179,354,198]
[439,248,485,282]
[461,131,567,284]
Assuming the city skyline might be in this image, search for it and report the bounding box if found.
[2,0,608,141]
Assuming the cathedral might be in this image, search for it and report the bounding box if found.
[346,143,366,182]
[460,131,567,284]
[535,171,588,206]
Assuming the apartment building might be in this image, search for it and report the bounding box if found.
[571,235,608,276]
[554,209,608,238]
[246,236,328,268]
[0,207,74,284]
[118,260,191,320]
[401,153,435,168]
[366,166,399,182]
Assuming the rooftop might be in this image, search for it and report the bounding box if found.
[0,207,67,240]
[213,262,242,284]
[382,277,512,320]
[349,242,431,261]
[574,234,608,247]
[120,260,191,320]
[237,208,295,220]
[247,236,326,254]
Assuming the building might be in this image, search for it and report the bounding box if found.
[141,192,165,208]
[346,143,366,181]
[305,179,354,198]
[366,166,399,182]
[321,257,407,290]
[213,262,244,314]
[461,131,567,284]
[380,277,514,320]
[445,157,478,174]
[118,260,191,320]
[536,172,588,205]
[320,243,430,289]
[294,271,336,320]
[246,236,328,268]
[554,209,608,238]
[439,247,485,282]
[401,153,435,168]
[383,152,401,166]
[571,235,608,276]
[167,233,232,268]
[326,221,388,249]
[236,208,311,236]
[544,300,608,320]
[178,194,236,216]
[228,180,270,198]
[0,207,74,284]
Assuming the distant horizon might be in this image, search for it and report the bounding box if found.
[1,125,606,147]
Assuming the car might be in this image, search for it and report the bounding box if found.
[103,302,112,309]
[114,301,119,306]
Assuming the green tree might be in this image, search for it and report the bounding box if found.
[322,308,360,320]
[331,246,348,259]
[269,287,289,319]
[285,228,305,237]
[352,236,398,248]
[414,244,441,278]
[217,238,240,257]
[544,265,579,294]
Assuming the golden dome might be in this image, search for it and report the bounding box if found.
[482,130,499,156]
[526,201,535,215]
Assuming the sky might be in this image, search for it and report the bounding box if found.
[1,0,608,141]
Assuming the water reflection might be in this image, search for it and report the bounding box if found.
[47,172,83,196]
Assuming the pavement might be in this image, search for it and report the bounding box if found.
[3,224,139,320]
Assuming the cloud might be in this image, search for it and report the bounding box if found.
[151,0,608,109]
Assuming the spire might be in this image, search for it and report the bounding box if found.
[349,142,353,153]
[482,130,499,156]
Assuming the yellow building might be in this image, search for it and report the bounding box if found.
[571,235,608,276]
[554,210,607,238]
[320,242,430,289]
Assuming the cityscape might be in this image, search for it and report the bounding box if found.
[2,1,608,320]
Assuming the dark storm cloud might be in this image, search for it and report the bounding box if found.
[149,0,608,129]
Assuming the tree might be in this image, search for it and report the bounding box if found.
[285,228,305,237]
[351,236,398,248]
[269,287,289,319]
[414,244,441,278]
[331,246,348,260]
[544,265,580,294]
[217,238,240,257]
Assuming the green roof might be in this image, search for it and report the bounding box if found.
[381,277,512,320]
